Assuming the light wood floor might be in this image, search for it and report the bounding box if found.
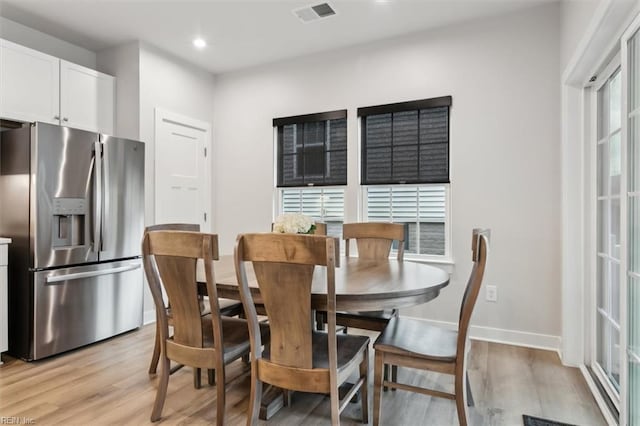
[0,324,605,425]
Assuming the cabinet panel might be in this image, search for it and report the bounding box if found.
[0,39,59,124]
[60,60,115,134]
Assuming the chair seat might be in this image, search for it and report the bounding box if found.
[263,331,369,371]
[374,317,457,362]
[200,316,270,363]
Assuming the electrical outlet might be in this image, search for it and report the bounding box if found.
[486,285,497,302]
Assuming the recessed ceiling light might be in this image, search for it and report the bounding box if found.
[193,38,207,49]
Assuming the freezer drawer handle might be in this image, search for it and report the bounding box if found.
[45,263,141,284]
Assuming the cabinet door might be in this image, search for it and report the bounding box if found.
[60,60,115,134]
[0,39,60,124]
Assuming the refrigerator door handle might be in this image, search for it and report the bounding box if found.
[93,141,103,252]
[45,263,141,284]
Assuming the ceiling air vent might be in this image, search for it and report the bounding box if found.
[293,3,337,23]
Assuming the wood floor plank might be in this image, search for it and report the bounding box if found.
[0,324,606,425]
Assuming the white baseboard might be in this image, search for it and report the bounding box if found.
[579,364,618,426]
[403,316,562,353]
[143,309,156,326]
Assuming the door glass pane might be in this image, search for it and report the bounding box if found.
[610,132,622,195]
[612,262,620,324]
[631,117,640,192]
[611,197,621,260]
[598,142,609,197]
[598,256,607,310]
[610,71,621,132]
[598,199,608,253]
[611,328,621,390]
[631,197,640,273]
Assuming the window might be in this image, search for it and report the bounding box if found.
[275,110,347,187]
[280,187,345,238]
[364,185,448,256]
[274,110,347,238]
[359,96,451,185]
[359,96,452,259]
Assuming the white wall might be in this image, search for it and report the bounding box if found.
[561,0,601,74]
[136,43,215,317]
[96,42,140,140]
[0,17,96,68]
[213,3,562,344]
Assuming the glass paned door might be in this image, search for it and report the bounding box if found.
[596,65,622,399]
[627,28,640,425]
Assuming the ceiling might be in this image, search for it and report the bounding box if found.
[0,0,552,74]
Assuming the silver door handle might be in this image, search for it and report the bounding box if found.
[46,263,140,283]
[54,115,60,120]
[94,141,103,252]
[62,117,69,122]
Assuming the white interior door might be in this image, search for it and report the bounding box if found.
[155,109,211,231]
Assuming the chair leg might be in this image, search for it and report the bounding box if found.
[194,368,201,389]
[315,311,325,331]
[391,365,398,391]
[360,346,369,424]
[454,371,468,426]
[247,361,262,426]
[330,380,341,426]
[373,351,384,426]
[150,355,170,422]
[216,365,226,426]
[149,325,160,374]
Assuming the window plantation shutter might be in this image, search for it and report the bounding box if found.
[358,96,451,185]
[275,110,347,187]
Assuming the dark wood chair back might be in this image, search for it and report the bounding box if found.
[343,222,405,260]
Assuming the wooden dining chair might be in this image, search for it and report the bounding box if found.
[142,230,269,424]
[235,233,370,425]
[146,223,243,389]
[315,222,404,385]
[372,228,490,426]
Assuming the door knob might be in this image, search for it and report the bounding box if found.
[62,117,69,122]
[54,115,60,120]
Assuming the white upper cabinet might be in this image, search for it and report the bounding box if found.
[0,39,60,125]
[0,39,115,134]
[60,60,115,134]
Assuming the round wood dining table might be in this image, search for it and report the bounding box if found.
[204,254,450,311]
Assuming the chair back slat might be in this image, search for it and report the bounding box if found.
[253,262,314,368]
[235,233,338,370]
[456,229,489,360]
[343,222,405,260]
[155,255,203,346]
[143,231,220,349]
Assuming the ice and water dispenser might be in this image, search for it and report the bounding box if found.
[52,198,86,247]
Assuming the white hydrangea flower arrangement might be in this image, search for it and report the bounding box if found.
[273,213,316,234]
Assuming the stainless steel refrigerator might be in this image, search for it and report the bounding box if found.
[0,122,145,360]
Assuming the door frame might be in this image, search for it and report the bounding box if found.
[589,55,623,411]
[154,108,212,232]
